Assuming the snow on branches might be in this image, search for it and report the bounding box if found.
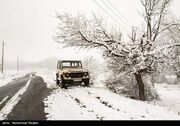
[54,0,180,101]
[55,12,179,75]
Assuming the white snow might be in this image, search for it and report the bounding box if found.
[0,71,29,88]
[0,96,9,106]
[40,71,180,120]
[155,83,180,115]
[44,89,97,120]
[0,79,31,120]
[165,75,177,84]
[36,69,57,89]
[44,86,180,120]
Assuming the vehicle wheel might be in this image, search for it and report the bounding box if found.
[64,83,68,89]
[61,78,68,89]
[61,80,65,89]
[84,80,90,87]
[56,74,60,85]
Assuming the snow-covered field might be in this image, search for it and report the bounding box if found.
[155,83,180,115]
[0,71,29,88]
[38,71,180,120]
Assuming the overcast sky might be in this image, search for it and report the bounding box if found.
[0,0,180,63]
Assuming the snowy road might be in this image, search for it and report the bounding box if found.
[0,73,50,120]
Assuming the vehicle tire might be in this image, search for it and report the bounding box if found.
[56,74,60,85]
[61,80,65,89]
[61,77,68,89]
[84,80,90,87]
[64,83,68,89]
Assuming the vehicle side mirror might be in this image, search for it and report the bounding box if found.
[57,62,61,69]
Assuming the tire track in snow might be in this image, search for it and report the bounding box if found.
[88,92,136,119]
[86,90,127,114]
[62,90,105,120]
[0,79,31,120]
[95,96,127,113]
[0,96,9,106]
[94,95,145,119]
[65,88,134,120]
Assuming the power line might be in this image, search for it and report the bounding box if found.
[100,0,129,26]
[99,0,130,32]
[92,0,130,34]
[106,0,132,27]
[92,0,120,25]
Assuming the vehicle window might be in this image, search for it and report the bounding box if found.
[57,62,59,69]
[71,62,81,67]
[58,62,61,69]
[62,61,82,68]
[78,62,82,67]
[62,62,71,67]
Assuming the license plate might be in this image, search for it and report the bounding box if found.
[74,78,82,82]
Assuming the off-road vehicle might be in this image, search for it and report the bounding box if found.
[56,60,90,89]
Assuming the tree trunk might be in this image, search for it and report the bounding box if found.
[134,72,146,101]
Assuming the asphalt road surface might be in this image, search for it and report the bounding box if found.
[0,73,51,120]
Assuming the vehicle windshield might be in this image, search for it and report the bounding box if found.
[62,61,82,68]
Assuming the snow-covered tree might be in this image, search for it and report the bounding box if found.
[55,0,180,101]
[165,20,180,78]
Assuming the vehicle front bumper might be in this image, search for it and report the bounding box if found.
[62,76,89,84]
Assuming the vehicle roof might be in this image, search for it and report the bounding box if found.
[58,60,82,62]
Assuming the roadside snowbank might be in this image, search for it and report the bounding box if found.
[36,69,57,89]
[39,71,180,120]
[44,86,180,120]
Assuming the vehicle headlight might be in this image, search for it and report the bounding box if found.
[84,72,88,77]
[65,73,69,78]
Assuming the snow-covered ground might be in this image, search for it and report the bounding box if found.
[155,83,180,115]
[36,69,57,89]
[38,71,180,120]
[0,71,29,88]
[44,87,180,120]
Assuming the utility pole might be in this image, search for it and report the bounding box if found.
[17,55,19,72]
[1,41,4,74]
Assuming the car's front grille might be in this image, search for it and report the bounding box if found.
[69,73,84,78]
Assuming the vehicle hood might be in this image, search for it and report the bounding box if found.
[62,68,84,73]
